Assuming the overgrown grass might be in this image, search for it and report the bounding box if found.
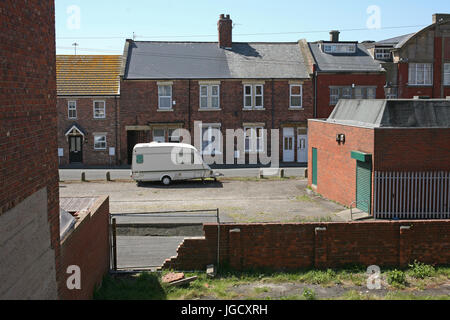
[94,263,450,300]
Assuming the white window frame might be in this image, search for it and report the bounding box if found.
[244,126,265,153]
[243,84,264,109]
[158,85,173,110]
[200,124,221,155]
[153,128,166,143]
[330,88,339,105]
[375,48,392,60]
[244,85,253,109]
[94,135,107,150]
[93,100,106,119]
[199,84,220,109]
[323,43,356,54]
[290,84,303,108]
[68,101,77,119]
[408,63,433,86]
[444,63,450,86]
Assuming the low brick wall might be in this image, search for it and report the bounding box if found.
[58,196,110,300]
[163,220,450,271]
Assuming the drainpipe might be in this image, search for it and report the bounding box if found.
[313,64,318,118]
[114,95,119,165]
[271,78,275,129]
[188,80,191,133]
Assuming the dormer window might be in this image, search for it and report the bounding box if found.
[375,48,392,60]
[322,43,356,54]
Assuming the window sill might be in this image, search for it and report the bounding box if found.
[157,109,174,112]
[289,107,304,110]
[407,84,433,87]
[243,108,265,111]
[94,148,107,151]
[93,117,106,120]
[198,108,222,112]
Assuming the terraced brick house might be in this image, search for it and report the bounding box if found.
[305,31,386,119]
[56,55,121,166]
[119,14,314,166]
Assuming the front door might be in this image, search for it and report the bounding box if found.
[69,136,83,163]
[297,134,308,163]
[283,128,295,162]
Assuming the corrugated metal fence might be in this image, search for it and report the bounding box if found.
[374,171,450,219]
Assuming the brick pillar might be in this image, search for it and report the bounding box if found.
[399,225,412,268]
[229,228,242,270]
[314,227,328,269]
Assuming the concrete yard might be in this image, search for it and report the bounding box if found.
[59,177,346,223]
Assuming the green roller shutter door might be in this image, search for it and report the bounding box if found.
[356,160,372,213]
[312,148,318,186]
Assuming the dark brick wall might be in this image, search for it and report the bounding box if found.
[374,128,450,171]
[163,220,450,271]
[57,97,119,166]
[119,79,313,164]
[315,73,386,118]
[59,196,110,300]
[0,0,60,284]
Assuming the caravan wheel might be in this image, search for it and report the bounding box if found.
[161,176,172,186]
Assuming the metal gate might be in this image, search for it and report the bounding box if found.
[109,209,220,271]
[374,171,450,219]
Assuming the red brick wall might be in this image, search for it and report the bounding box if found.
[307,120,375,207]
[57,97,119,166]
[59,196,110,300]
[0,0,60,281]
[119,79,313,164]
[163,220,450,271]
[315,73,386,118]
[374,128,450,171]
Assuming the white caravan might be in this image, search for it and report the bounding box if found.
[131,142,222,185]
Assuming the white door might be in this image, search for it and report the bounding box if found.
[297,134,308,163]
[283,128,295,162]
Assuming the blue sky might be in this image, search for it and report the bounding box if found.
[55,0,450,55]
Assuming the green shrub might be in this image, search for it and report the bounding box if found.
[302,288,316,300]
[386,269,407,287]
[408,261,435,279]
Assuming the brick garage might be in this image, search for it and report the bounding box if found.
[308,99,450,218]
[163,220,450,271]
[59,196,110,300]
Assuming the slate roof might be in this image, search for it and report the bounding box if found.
[327,99,450,128]
[56,55,121,95]
[373,33,416,48]
[308,42,384,73]
[124,41,310,79]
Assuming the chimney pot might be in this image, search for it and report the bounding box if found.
[330,30,340,42]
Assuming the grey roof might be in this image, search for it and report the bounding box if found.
[327,99,450,128]
[124,41,310,79]
[374,33,416,48]
[308,42,384,73]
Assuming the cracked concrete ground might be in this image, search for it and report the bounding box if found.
[59,178,345,223]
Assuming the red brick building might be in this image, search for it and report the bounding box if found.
[306,31,386,119]
[119,14,314,166]
[308,99,450,220]
[56,55,121,166]
[366,14,450,99]
[0,0,60,299]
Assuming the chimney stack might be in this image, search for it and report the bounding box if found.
[330,30,340,42]
[218,14,232,49]
[432,13,450,24]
